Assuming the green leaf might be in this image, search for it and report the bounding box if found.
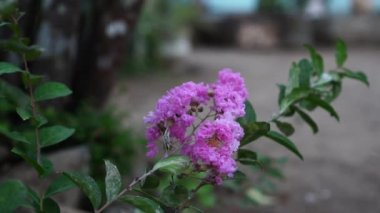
[335,39,347,67]
[40,125,75,148]
[34,82,72,101]
[304,44,324,76]
[141,175,160,189]
[0,128,30,144]
[0,62,23,75]
[45,175,76,197]
[246,188,273,205]
[341,69,369,86]
[237,100,256,125]
[294,107,319,134]
[119,195,163,213]
[277,84,286,106]
[286,62,301,93]
[298,59,312,88]
[161,185,188,207]
[274,120,295,136]
[280,88,312,114]
[21,72,44,87]
[237,149,258,165]
[240,122,270,147]
[42,198,60,213]
[306,95,340,121]
[63,172,102,209]
[265,131,303,160]
[152,155,189,175]
[11,148,53,177]
[16,107,31,121]
[104,160,122,202]
[0,180,28,213]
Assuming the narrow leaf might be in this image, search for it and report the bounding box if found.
[237,149,258,165]
[239,122,270,147]
[0,180,28,213]
[277,84,286,106]
[335,39,347,67]
[298,59,312,88]
[294,107,319,134]
[104,160,122,202]
[34,82,72,101]
[16,107,31,121]
[304,44,324,76]
[307,96,340,121]
[0,62,23,75]
[274,120,295,136]
[63,172,102,209]
[152,155,189,175]
[280,88,312,114]
[119,195,163,213]
[45,175,76,197]
[40,125,75,148]
[11,148,53,177]
[265,131,303,160]
[341,69,369,86]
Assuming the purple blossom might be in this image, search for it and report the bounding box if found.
[144,69,248,183]
[183,119,243,177]
[144,82,210,157]
[212,68,248,119]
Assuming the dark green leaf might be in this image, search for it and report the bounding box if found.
[274,120,295,136]
[40,125,75,148]
[63,172,102,209]
[294,107,319,134]
[0,128,30,144]
[34,82,72,101]
[265,131,303,160]
[280,88,312,114]
[237,100,256,125]
[240,122,270,147]
[304,44,324,76]
[152,155,189,175]
[277,84,286,106]
[104,160,122,202]
[119,195,163,213]
[0,62,23,75]
[21,72,44,87]
[341,69,369,86]
[45,175,76,197]
[335,39,347,67]
[298,59,312,88]
[16,107,31,121]
[141,175,160,189]
[42,198,60,213]
[237,149,258,165]
[0,180,28,213]
[306,95,340,121]
[11,148,53,177]
[161,185,188,207]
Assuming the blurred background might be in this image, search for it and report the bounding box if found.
[1,0,380,212]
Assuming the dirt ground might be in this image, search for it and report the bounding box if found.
[110,47,380,213]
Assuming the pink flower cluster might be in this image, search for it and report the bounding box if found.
[144,68,248,183]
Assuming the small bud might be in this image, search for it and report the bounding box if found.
[198,107,204,112]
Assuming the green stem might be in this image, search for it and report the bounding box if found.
[22,54,41,163]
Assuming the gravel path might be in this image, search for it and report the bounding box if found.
[110,47,380,213]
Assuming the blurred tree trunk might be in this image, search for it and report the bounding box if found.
[16,0,145,109]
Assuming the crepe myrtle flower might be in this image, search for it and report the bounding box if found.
[144,68,248,183]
